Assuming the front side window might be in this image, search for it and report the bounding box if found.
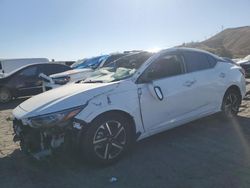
[19,66,38,77]
[183,51,211,73]
[140,54,183,82]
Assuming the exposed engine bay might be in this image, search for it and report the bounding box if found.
[13,118,83,159]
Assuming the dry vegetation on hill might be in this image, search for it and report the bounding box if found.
[181,26,250,58]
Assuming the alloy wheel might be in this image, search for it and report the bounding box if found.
[224,92,240,116]
[93,120,126,160]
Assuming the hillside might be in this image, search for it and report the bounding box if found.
[181,26,250,58]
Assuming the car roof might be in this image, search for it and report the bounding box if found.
[6,63,69,77]
[158,47,223,61]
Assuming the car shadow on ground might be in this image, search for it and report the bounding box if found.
[0,97,29,111]
[1,115,250,188]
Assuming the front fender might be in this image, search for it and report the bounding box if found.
[74,90,145,134]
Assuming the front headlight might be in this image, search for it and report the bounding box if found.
[28,106,84,128]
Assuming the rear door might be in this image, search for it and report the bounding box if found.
[181,51,220,112]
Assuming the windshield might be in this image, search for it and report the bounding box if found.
[73,55,109,69]
[70,59,86,69]
[83,52,154,83]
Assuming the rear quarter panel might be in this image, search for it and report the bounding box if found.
[216,61,246,106]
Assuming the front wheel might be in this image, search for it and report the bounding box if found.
[81,113,133,165]
[221,89,241,118]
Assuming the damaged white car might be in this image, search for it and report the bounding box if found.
[12,48,246,164]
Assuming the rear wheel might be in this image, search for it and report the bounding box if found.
[221,89,241,118]
[0,87,12,103]
[81,113,133,165]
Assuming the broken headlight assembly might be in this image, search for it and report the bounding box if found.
[28,106,84,128]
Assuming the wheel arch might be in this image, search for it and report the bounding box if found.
[0,84,13,93]
[224,85,242,100]
[0,85,13,101]
[220,84,242,110]
[90,110,137,141]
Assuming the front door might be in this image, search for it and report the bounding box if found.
[137,53,202,132]
[15,66,42,96]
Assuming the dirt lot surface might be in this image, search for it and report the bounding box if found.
[1,81,250,188]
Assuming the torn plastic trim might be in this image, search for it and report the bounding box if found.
[72,118,91,148]
[72,118,89,130]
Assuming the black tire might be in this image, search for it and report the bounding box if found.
[81,113,133,165]
[221,89,241,118]
[0,87,12,103]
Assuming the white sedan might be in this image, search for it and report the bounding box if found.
[12,48,246,164]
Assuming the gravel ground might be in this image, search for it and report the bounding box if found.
[1,81,250,188]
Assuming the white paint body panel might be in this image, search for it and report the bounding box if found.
[43,68,94,90]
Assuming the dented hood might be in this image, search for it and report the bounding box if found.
[13,82,119,118]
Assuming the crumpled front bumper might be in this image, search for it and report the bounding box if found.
[12,118,88,160]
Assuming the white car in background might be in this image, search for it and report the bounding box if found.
[12,48,245,165]
[41,54,128,91]
[41,55,108,91]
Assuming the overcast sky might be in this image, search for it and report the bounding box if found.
[0,0,249,61]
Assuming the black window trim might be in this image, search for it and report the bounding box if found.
[180,51,218,74]
[136,52,186,84]
[19,65,38,77]
[205,54,218,68]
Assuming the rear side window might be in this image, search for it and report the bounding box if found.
[206,55,217,67]
[183,51,212,73]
